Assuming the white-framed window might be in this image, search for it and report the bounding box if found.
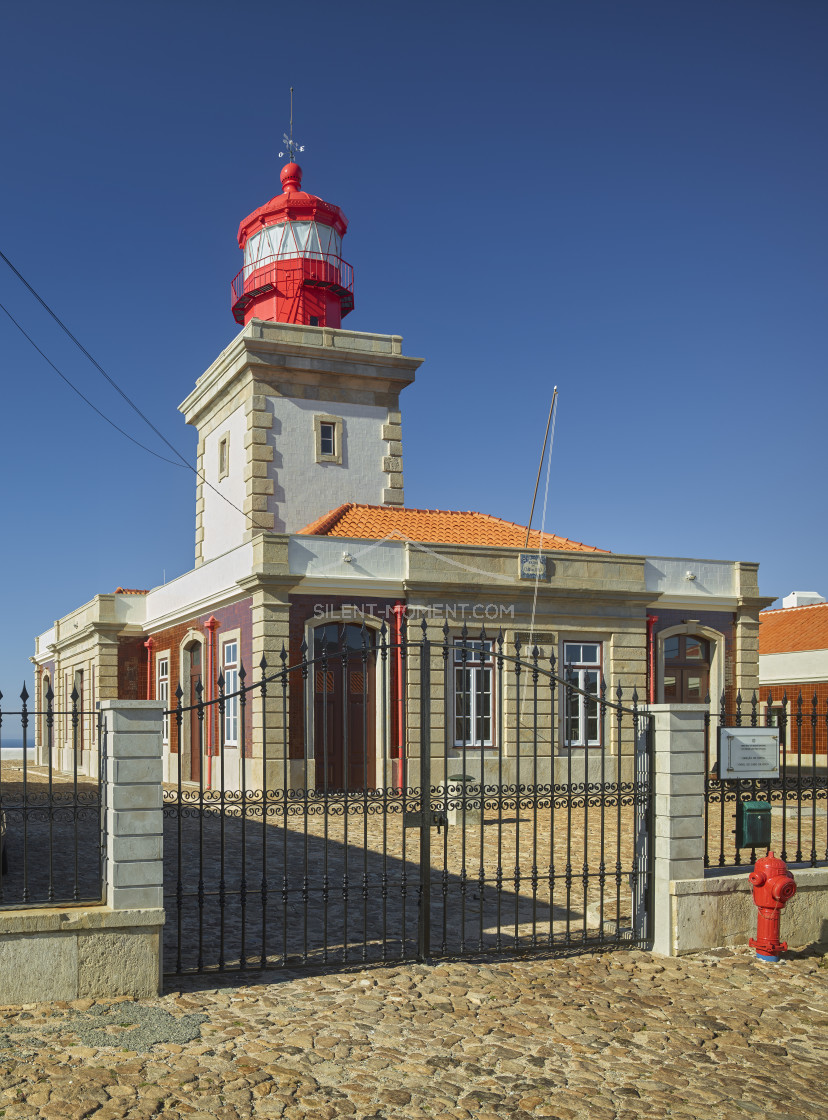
[157,657,170,744]
[454,639,493,748]
[563,642,602,747]
[314,414,343,464]
[223,640,239,746]
[320,422,335,457]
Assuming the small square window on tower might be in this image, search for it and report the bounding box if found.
[314,414,343,464]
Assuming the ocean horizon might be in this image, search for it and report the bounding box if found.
[1,738,35,752]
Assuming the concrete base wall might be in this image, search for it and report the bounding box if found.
[668,868,828,955]
[0,907,165,1003]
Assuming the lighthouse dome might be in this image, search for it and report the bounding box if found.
[231,162,353,328]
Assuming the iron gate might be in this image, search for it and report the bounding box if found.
[163,623,653,975]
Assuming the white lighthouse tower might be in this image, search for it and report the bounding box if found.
[180,152,423,565]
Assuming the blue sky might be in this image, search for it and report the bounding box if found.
[0,0,826,692]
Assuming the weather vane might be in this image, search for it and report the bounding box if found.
[279,86,305,162]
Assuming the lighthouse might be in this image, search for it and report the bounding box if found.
[179,144,423,564]
[231,160,354,329]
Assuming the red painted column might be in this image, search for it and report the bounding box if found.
[143,637,155,701]
[204,616,220,789]
[647,615,659,704]
[393,602,405,789]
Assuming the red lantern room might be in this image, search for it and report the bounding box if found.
[231,159,354,328]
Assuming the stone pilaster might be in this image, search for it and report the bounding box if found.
[734,607,761,699]
[249,583,292,790]
[734,562,774,699]
[241,534,294,789]
[243,394,275,540]
[382,409,405,505]
[194,439,206,566]
[95,631,121,703]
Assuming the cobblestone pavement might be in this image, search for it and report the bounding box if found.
[0,943,826,1119]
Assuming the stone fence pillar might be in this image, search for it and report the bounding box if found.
[650,703,707,956]
[0,700,166,1003]
[101,700,165,912]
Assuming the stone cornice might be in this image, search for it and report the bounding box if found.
[236,573,298,594]
[286,578,405,598]
[180,324,423,428]
[402,580,656,606]
[738,595,778,611]
[647,596,742,613]
[47,620,123,653]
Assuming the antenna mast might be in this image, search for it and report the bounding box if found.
[279,87,305,162]
[524,388,558,549]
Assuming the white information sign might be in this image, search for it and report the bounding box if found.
[718,727,780,780]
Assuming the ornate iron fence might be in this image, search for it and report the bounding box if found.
[0,685,106,907]
[163,622,654,975]
[704,690,828,870]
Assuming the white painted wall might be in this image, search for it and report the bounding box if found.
[143,542,254,628]
[645,557,736,599]
[289,536,406,581]
[267,397,389,533]
[782,591,825,607]
[759,649,828,684]
[114,595,150,626]
[201,402,248,563]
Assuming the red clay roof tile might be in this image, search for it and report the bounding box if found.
[759,602,828,655]
[298,503,606,552]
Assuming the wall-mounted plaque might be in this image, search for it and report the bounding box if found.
[718,727,780,780]
[519,554,546,580]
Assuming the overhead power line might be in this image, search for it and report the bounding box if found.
[0,248,193,470]
[0,248,256,526]
[0,299,183,467]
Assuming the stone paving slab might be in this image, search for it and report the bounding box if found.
[0,943,825,1118]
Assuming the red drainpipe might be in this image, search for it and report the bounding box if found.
[204,617,220,789]
[143,636,155,701]
[647,616,659,704]
[393,601,405,789]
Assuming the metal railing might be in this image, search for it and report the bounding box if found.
[704,690,827,870]
[0,685,106,908]
[230,252,355,320]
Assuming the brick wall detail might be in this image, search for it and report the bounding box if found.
[760,681,828,755]
[120,598,253,757]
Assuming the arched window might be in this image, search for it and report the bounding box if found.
[663,635,710,703]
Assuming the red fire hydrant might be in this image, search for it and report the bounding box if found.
[748,852,797,963]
